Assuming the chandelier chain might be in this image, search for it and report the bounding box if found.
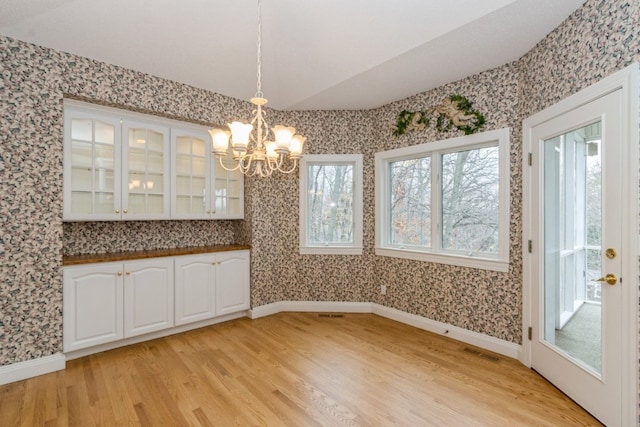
[255,0,263,99]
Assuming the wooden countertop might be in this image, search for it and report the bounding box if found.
[63,245,251,266]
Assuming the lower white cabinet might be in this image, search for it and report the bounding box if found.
[174,254,216,325]
[123,259,174,338]
[64,249,250,353]
[174,250,250,325]
[216,251,250,316]
[63,263,124,352]
[63,258,174,352]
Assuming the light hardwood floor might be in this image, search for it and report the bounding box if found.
[0,313,601,426]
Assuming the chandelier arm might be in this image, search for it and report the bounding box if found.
[239,153,254,175]
[274,157,299,174]
[218,156,242,172]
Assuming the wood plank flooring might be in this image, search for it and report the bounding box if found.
[0,313,601,426]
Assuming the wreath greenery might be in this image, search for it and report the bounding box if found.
[393,94,485,137]
[392,110,430,137]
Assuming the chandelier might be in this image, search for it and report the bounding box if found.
[208,0,306,177]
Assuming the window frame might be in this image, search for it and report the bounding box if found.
[299,154,363,255]
[375,128,510,272]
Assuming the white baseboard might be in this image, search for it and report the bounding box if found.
[248,301,371,319]
[371,304,521,359]
[0,353,66,385]
[249,301,521,360]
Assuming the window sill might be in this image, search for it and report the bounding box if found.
[300,246,363,255]
[375,247,509,272]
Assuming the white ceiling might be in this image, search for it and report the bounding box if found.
[0,0,585,110]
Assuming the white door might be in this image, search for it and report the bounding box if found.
[174,254,216,325]
[124,258,174,337]
[121,120,171,220]
[63,263,124,351]
[527,90,624,425]
[216,251,250,316]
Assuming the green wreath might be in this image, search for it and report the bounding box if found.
[393,95,485,137]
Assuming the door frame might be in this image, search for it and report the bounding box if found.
[522,63,639,426]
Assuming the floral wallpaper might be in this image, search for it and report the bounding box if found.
[0,3,638,418]
[0,38,250,365]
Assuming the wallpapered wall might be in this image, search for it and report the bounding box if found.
[254,65,522,343]
[0,40,251,365]
[0,1,637,405]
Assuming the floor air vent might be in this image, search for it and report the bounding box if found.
[463,347,500,362]
[318,314,344,318]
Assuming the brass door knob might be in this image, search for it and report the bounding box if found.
[594,274,617,286]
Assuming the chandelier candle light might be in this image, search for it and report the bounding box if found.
[209,0,306,177]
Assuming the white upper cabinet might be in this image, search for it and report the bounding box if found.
[63,101,244,221]
[122,120,170,220]
[171,127,244,219]
[212,157,244,219]
[171,128,213,219]
[64,108,123,221]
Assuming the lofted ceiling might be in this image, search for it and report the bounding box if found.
[0,0,585,110]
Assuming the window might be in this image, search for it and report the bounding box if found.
[375,128,510,271]
[300,154,363,255]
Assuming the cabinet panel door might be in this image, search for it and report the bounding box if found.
[124,258,174,337]
[63,108,122,221]
[171,128,213,219]
[122,121,171,220]
[63,263,124,351]
[216,250,250,315]
[174,254,216,325]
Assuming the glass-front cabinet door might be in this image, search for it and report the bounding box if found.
[64,101,244,221]
[171,128,212,219]
[212,156,244,219]
[122,121,170,220]
[63,108,122,221]
[171,129,244,219]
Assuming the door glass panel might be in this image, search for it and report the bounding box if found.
[176,155,190,174]
[128,149,146,172]
[146,174,163,193]
[71,167,92,191]
[94,168,114,192]
[128,194,146,213]
[176,136,191,154]
[147,195,164,213]
[191,197,205,214]
[71,141,93,167]
[543,121,602,374]
[147,153,164,174]
[95,121,114,144]
[71,119,93,141]
[95,192,115,214]
[71,192,93,214]
[147,130,164,152]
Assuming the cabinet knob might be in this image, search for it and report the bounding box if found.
[115,209,120,214]
[123,209,128,214]
[117,271,123,276]
[126,271,131,275]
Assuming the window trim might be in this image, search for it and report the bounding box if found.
[375,128,510,272]
[299,154,363,255]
